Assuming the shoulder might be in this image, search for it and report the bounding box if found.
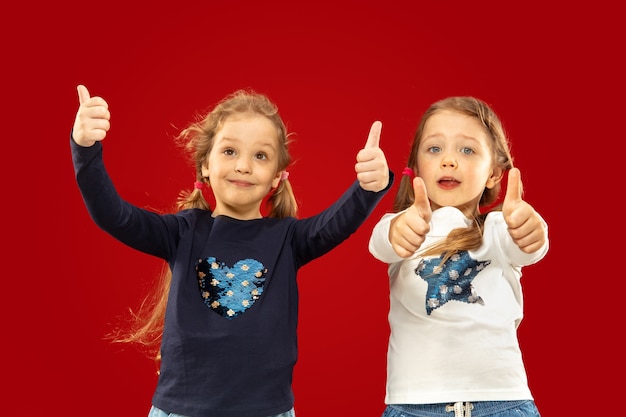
[484,210,505,226]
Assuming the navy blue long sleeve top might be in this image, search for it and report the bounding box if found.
[71,138,392,417]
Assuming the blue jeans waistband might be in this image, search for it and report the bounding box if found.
[387,400,539,417]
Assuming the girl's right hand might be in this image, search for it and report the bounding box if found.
[72,85,111,147]
[389,177,432,258]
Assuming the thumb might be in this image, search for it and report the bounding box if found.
[504,167,523,204]
[77,85,90,105]
[412,176,432,221]
[364,120,382,149]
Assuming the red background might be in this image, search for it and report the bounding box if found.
[3,1,623,415]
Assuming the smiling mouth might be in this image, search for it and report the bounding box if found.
[229,179,254,187]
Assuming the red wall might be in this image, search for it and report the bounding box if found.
[3,1,621,415]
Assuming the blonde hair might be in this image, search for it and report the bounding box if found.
[110,90,298,366]
[395,97,514,262]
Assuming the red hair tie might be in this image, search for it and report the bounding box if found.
[402,167,414,177]
[194,181,204,190]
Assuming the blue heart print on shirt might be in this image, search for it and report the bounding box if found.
[196,257,267,319]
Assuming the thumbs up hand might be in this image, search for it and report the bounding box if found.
[72,85,111,147]
[355,121,389,192]
[502,168,546,253]
[389,176,432,258]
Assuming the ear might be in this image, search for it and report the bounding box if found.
[201,160,210,178]
[485,166,504,189]
[271,171,283,189]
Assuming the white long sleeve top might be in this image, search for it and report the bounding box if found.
[368,207,549,404]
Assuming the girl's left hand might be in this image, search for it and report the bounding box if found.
[502,168,547,253]
[355,121,389,192]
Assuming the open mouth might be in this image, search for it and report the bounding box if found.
[438,177,459,189]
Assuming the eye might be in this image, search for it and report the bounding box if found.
[255,152,268,160]
[427,146,441,154]
[223,148,236,156]
[460,147,474,155]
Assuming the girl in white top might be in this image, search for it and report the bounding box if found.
[369,97,548,417]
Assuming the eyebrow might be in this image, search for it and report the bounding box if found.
[422,133,482,143]
[217,136,278,151]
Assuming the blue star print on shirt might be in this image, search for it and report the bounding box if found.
[415,251,491,315]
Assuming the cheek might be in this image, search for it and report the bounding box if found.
[204,154,219,174]
[471,163,494,187]
[416,158,435,179]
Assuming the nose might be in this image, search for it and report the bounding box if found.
[235,156,252,174]
[440,152,457,169]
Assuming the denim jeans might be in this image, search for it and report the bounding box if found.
[382,400,540,417]
[148,405,295,417]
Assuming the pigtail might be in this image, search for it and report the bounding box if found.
[392,173,416,212]
[106,263,170,371]
[176,179,211,211]
[419,214,487,265]
[267,178,298,219]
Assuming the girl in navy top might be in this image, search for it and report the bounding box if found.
[71,85,392,417]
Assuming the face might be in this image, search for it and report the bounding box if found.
[202,114,283,219]
[416,109,501,215]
